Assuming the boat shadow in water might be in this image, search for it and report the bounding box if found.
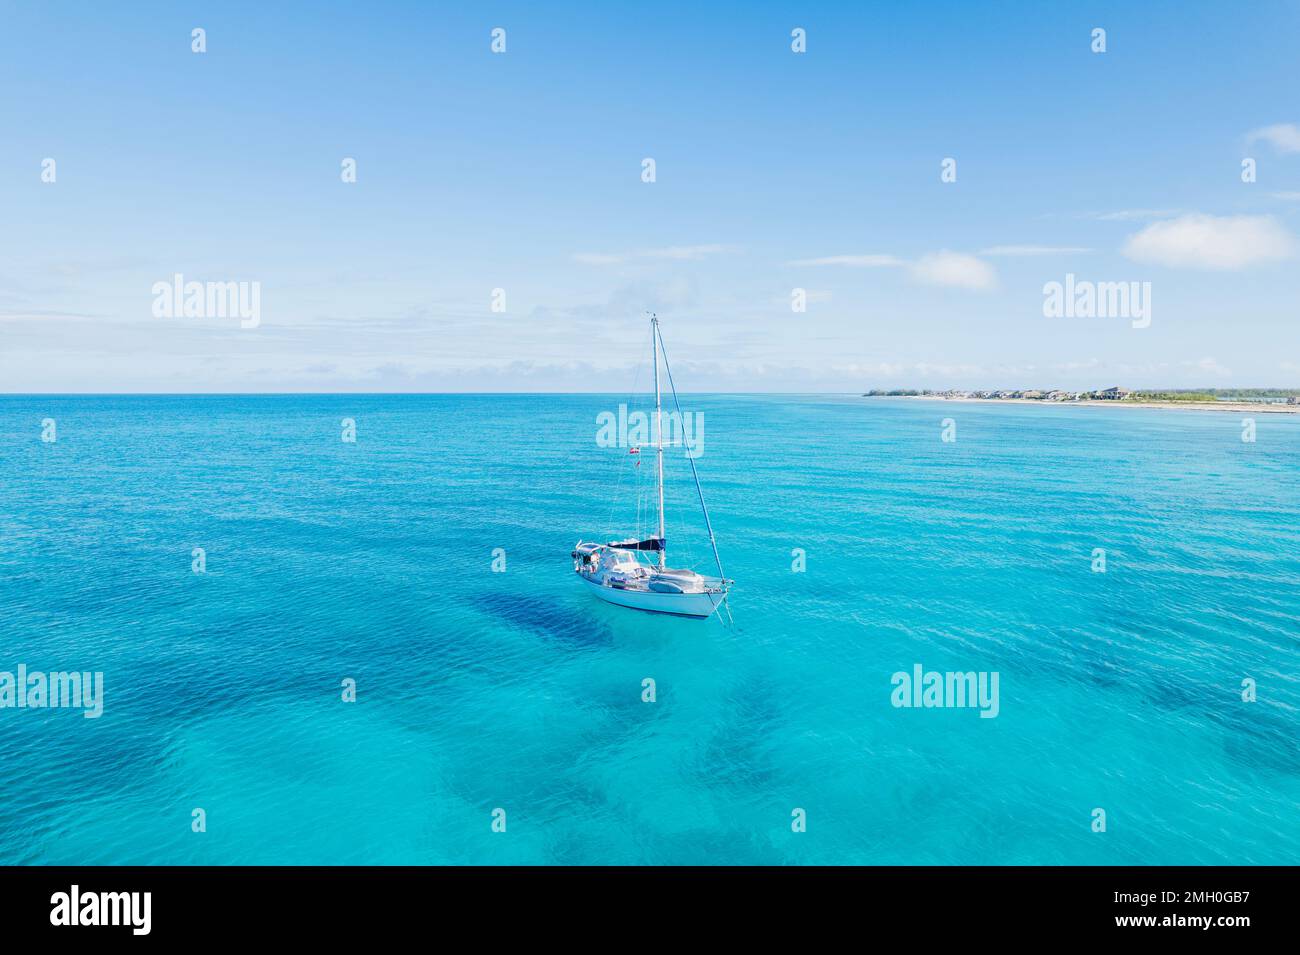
[471,590,618,649]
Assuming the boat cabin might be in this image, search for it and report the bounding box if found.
[571,542,651,577]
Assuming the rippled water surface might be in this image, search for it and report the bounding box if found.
[1,395,1296,864]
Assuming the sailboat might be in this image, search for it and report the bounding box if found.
[572,315,733,619]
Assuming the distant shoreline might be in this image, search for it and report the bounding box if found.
[869,395,1300,414]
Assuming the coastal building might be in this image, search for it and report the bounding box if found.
[1096,387,1133,400]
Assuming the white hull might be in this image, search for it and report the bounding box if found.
[579,573,723,618]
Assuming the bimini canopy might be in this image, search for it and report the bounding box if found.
[606,537,665,552]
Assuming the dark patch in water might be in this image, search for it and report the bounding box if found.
[471,590,615,649]
[1221,723,1299,777]
[695,673,786,792]
[1142,673,1299,777]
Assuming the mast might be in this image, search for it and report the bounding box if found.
[652,313,665,569]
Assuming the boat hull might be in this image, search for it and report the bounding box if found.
[578,573,724,618]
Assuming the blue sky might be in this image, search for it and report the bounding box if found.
[3,0,1299,392]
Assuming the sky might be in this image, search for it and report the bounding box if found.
[2,0,1299,393]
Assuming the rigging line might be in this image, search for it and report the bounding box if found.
[655,323,727,583]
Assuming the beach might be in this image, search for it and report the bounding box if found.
[877,395,1300,414]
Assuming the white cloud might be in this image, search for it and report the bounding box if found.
[980,245,1092,256]
[908,251,997,290]
[786,250,996,289]
[1271,191,1300,201]
[1247,123,1300,155]
[911,361,989,377]
[1085,209,1180,222]
[786,254,905,267]
[645,244,734,260]
[572,244,734,265]
[1053,359,1102,372]
[771,289,833,306]
[1121,213,1298,270]
[1186,357,1231,377]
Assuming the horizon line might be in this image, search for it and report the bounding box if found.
[3,386,1299,398]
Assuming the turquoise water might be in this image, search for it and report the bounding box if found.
[1,394,1296,865]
